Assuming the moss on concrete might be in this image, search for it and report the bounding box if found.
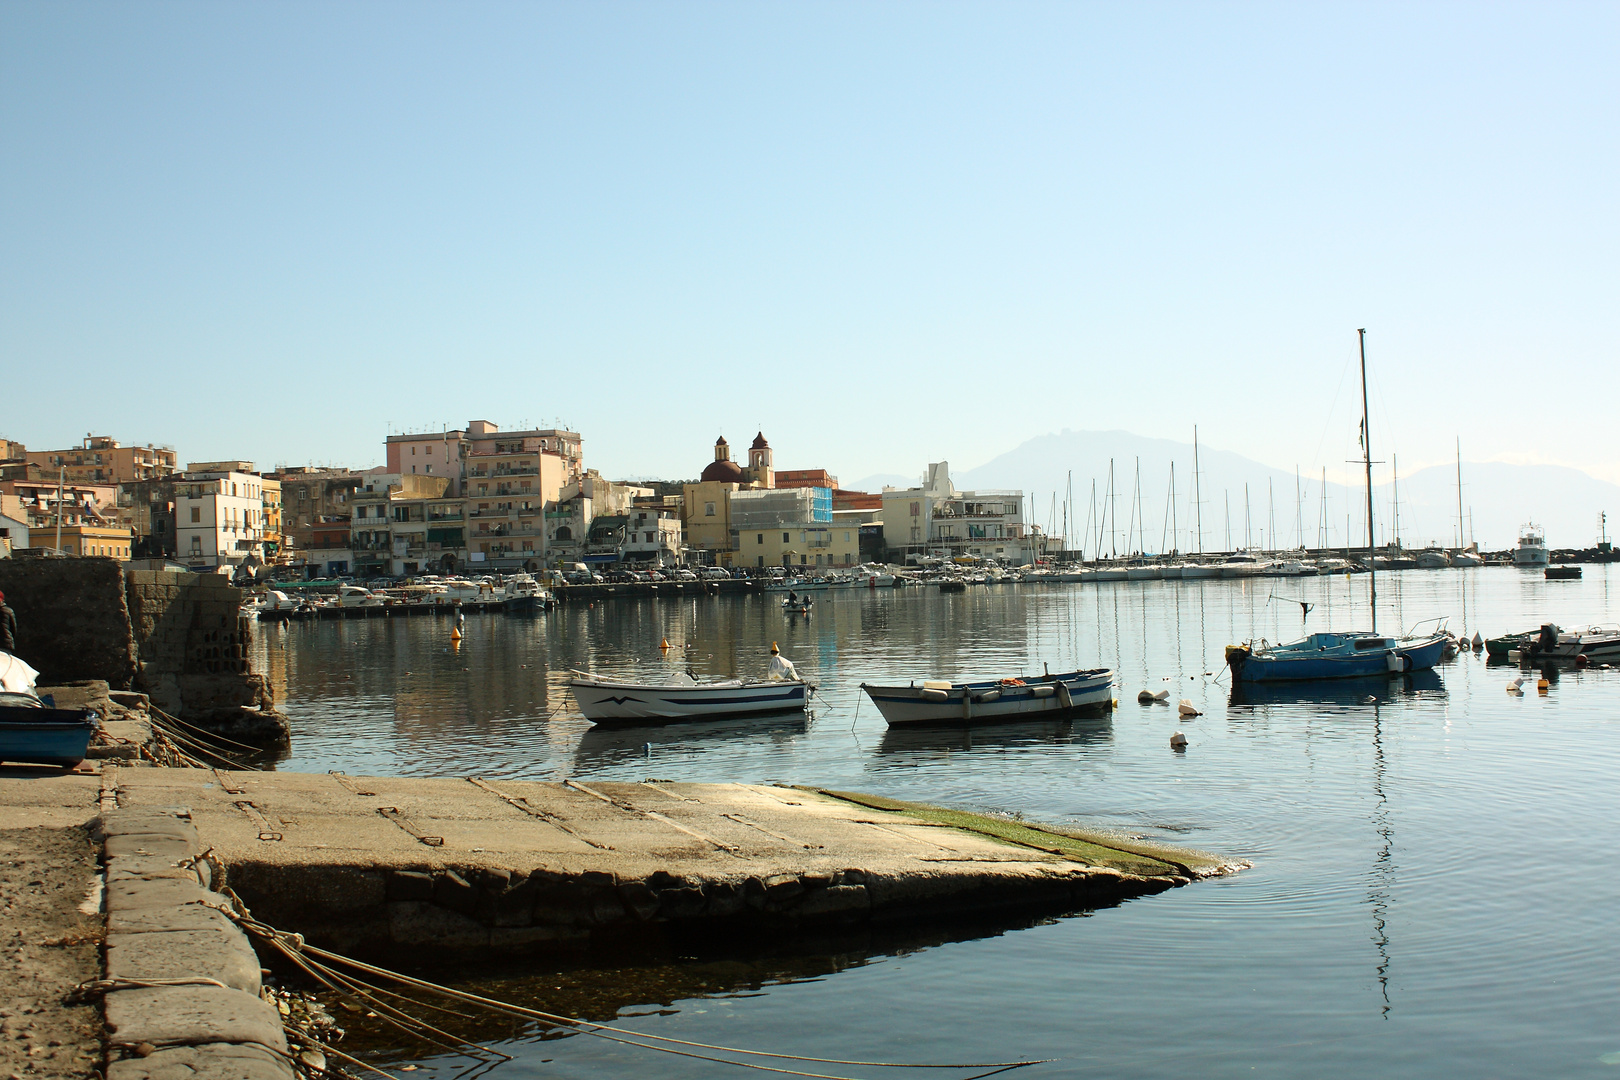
[803,789,1237,878]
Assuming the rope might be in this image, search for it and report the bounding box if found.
[200,893,1048,1077]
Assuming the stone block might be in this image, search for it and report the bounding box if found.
[386,901,489,949]
[100,813,200,844]
[705,881,745,917]
[433,870,479,916]
[269,866,384,914]
[763,873,804,903]
[618,882,659,921]
[795,884,870,919]
[110,904,238,936]
[109,1042,294,1080]
[107,928,263,995]
[104,986,287,1053]
[107,854,206,886]
[106,878,214,912]
[386,870,435,902]
[656,887,706,920]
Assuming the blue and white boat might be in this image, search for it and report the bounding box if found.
[0,655,97,767]
[1225,634,1403,683]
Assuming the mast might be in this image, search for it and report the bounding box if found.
[1170,463,1179,556]
[1359,328,1377,634]
[1295,467,1303,552]
[1193,426,1204,555]
[1131,458,1143,556]
[1391,454,1401,551]
[1455,438,1464,550]
[1244,483,1251,551]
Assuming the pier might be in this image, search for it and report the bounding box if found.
[0,763,1239,1080]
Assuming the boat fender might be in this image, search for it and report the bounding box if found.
[1031,685,1055,699]
[974,688,1002,704]
[1386,653,1402,673]
[1056,682,1073,709]
[1170,731,1188,750]
[920,688,949,702]
[962,694,972,720]
[1178,699,1200,717]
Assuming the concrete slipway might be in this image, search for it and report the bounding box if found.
[0,765,1243,1080]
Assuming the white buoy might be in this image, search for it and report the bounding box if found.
[1170,731,1188,749]
[1178,699,1200,717]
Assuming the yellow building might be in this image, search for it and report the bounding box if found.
[28,437,177,485]
[260,477,282,557]
[48,524,134,560]
[735,522,861,569]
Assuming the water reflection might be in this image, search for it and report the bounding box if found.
[1227,668,1445,709]
[874,716,1114,757]
[572,713,812,775]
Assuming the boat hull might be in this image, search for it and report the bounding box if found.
[569,679,807,726]
[1226,637,1402,683]
[0,707,96,767]
[861,671,1115,727]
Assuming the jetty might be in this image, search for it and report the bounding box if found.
[1,763,1240,1080]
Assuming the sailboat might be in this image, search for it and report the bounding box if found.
[1226,331,1450,683]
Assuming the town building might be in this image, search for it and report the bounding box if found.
[176,470,267,570]
[621,500,685,566]
[385,421,582,500]
[880,462,1029,564]
[25,436,177,485]
[349,474,451,577]
[271,468,368,576]
[730,487,858,569]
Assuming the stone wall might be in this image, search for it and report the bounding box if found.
[0,556,140,688]
[124,570,278,735]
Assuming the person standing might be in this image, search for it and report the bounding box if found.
[0,590,15,656]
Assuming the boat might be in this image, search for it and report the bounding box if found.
[1125,562,1162,581]
[1415,548,1452,569]
[860,669,1115,726]
[937,579,967,592]
[1179,563,1222,579]
[501,573,553,611]
[0,655,97,767]
[254,590,317,620]
[781,597,813,613]
[1484,630,1536,660]
[1226,634,1403,682]
[334,585,386,608]
[1220,553,1270,578]
[764,577,833,592]
[1514,524,1549,568]
[567,671,808,726]
[1451,550,1483,568]
[852,566,896,588]
[1511,623,1620,664]
[1545,565,1582,580]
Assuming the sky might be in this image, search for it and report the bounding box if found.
[3,2,1617,491]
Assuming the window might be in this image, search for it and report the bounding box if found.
[910,502,920,517]
[844,531,851,542]
[190,536,202,554]
[412,447,417,456]
[356,506,366,519]
[783,532,790,543]
[757,533,764,545]
[426,465,432,473]
[757,555,765,567]
[705,502,715,517]
[190,506,201,523]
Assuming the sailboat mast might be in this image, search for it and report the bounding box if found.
[1193,426,1204,555]
[1359,328,1377,635]
[1295,467,1302,551]
[1392,454,1401,551]
[1455,438,1464,550]
[1170,463,1179,556]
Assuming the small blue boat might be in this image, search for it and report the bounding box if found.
[1225,634,1403,683]
[0,703,98,768]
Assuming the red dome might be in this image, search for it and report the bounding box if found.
[750,432,769,450]
[701,458,745,483]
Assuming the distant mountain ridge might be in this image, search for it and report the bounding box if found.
[952,429,1617,552]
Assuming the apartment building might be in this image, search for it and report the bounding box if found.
[176,470,266,569]
[26,436,177,485]
[880,462,1029,564]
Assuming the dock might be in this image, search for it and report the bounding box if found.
[1,764,1240,1080]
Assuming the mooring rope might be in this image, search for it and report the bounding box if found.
[201,890,1049,1078]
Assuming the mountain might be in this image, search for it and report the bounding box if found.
[953,429,1617,552]
[847,472,918,493]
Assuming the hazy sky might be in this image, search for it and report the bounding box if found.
[4,3,1616,488]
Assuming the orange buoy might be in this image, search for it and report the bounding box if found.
[661,638,670,651]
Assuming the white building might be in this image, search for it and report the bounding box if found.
[881,462,1029,564]
[620,505,685,567]
[176,470,266,570]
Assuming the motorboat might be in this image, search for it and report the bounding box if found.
[764,577,833,592]
[1265,559,1312,577]
[441,579,501,603]
[1514,524,1549,568]
[1225,634,1403,683]
[1179,563,1223,579]
[0,654,97,768]
[852,566,897,588]
[1451,550,1483,568]
[1221,553,1271,578]
[1415,548,1452,569]
[860,669,1115,726]
[1545,565,1582,580]
[567,670,808,726]
[334,585,385,608]
[1511,623,1620,664]
[502,573,553,611]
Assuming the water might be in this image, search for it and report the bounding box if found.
[250,567,1620,1078]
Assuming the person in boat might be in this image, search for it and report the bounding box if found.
[767,642,799,681]
[787,590,798,605]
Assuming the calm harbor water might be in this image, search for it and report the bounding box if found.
[251,567,1620,1078]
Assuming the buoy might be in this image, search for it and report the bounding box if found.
[1137,690,1155,704]
[660,638,670,651]
[1170,731,1188,749]
[1178,699,1200,717]
[1138,689,1170,704]
[1507,676,1524,694]
[1537,677,1550,693]
[450,627,462,641]
[1576,654,1590,667]
[1472,632,1484,650]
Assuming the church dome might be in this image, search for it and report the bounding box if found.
[751,432,769,450]
[701,458,744,483]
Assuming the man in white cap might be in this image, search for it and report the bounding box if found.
[767,642,798,681]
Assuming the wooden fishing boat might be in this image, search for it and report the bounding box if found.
[860,669,1115,726]
[1225,634,1403,683]
[0,696,97,768]
[568,671,808,726]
